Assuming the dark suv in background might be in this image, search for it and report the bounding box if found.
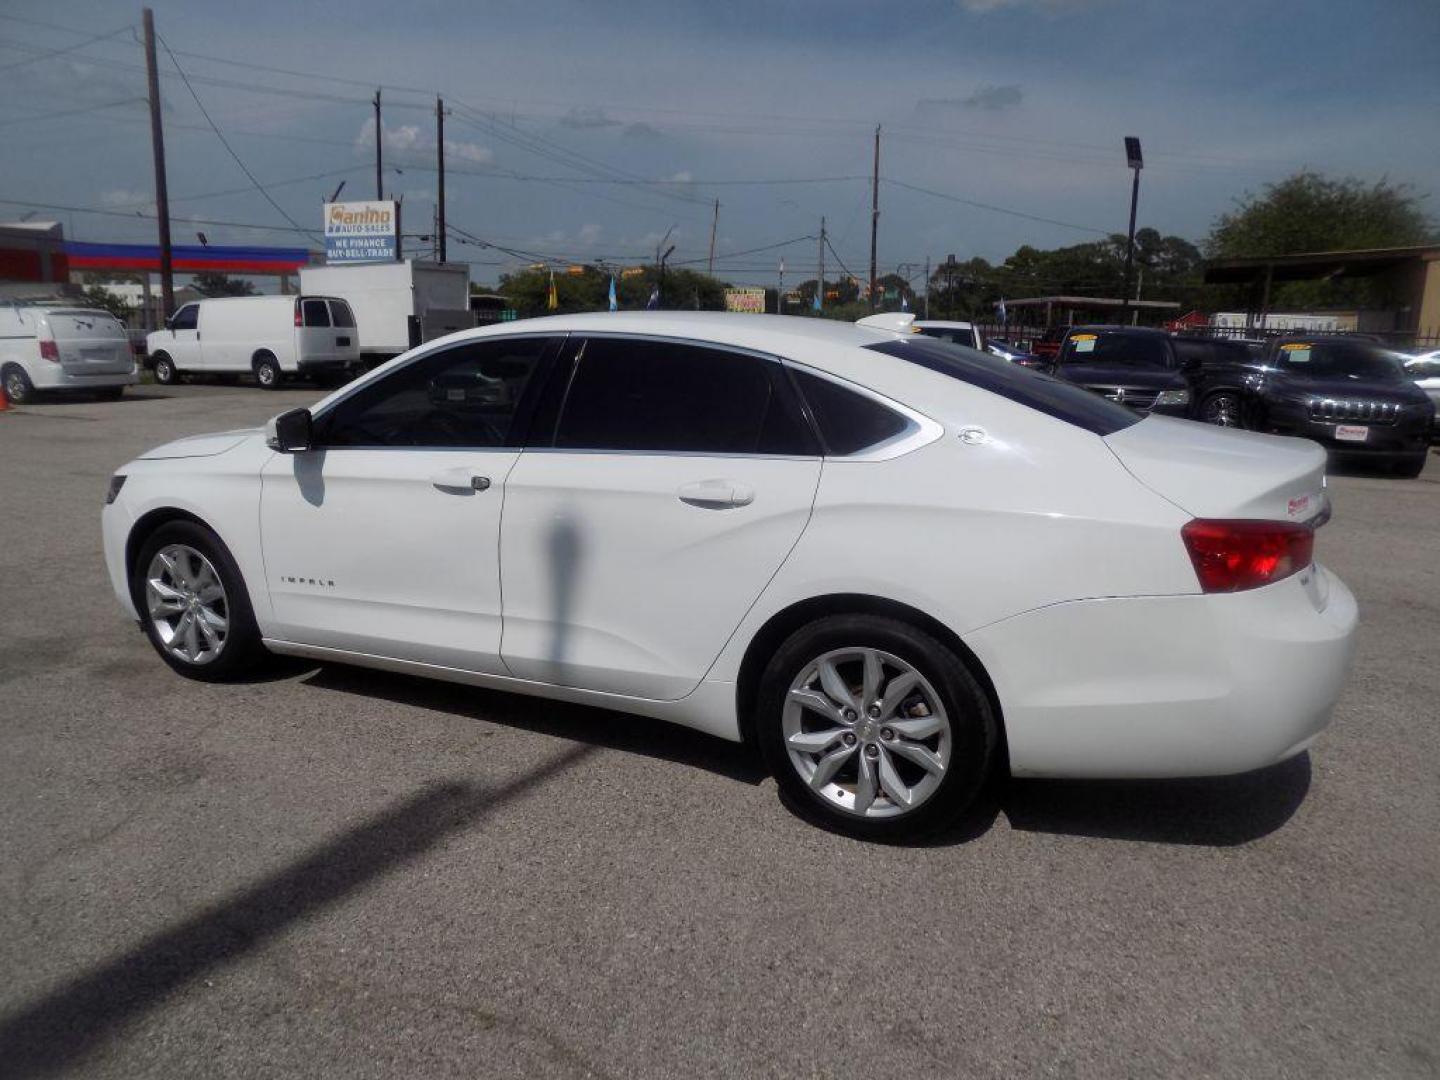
[1048,327,1434,476]
[1235,336,1433,476]
[1050,326,1201,418]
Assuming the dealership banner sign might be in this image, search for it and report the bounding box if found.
[724,287,766,313]
[324,201,398,263]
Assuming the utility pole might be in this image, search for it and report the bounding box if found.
[817,216,826,314]
[777,257,784,315]
[869,124,880,312]
[1119,136,1143,326]
[707,198,719,275]
[373,89,383,199]
[924,255,931,319]
[142,8,173,322]
[435,96,446,263]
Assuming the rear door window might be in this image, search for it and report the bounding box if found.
[789,369,909,455]
[302,299,332,328]
[550,337,817,455]
[328,300,355,328]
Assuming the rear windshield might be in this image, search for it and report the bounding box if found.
[45,310,127,340]
[329,300,355,328]
[1061,332,1171,367]
[865,336,1139,436]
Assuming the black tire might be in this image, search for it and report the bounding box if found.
[151,353,178,385]
[756,614,996,841]
[1392,454,1427,479]
[3,364,36,405]
[130,520,267,682]
[254,352,282,390]
[1200,390,1246,429]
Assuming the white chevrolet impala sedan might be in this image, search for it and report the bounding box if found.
[102,312,1357,838]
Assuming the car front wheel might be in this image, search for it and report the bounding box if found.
[152,354,178,385]
[132,521,266,681]
[1201,390,1246,428]
[757,614,996,840]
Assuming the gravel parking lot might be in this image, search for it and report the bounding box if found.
[1,384,1437,1079]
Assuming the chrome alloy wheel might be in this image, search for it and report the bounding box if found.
[782,647,951,819]
[1204,393,1242,428]
[145,544,229,664]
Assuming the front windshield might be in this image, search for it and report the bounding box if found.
[1276,341,1407,381]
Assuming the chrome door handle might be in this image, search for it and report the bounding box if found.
[677,479,753,509]
[430,467,490,492]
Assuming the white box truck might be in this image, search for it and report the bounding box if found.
[299,260,473,365]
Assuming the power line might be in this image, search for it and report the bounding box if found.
[0,197,318,237]
[881,177,1110,235]
[0,97,144,128]
[155,33,318,242]
[0,22,132,73]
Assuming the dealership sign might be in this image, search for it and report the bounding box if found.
[324,201,398,263]
[724,287,766,313]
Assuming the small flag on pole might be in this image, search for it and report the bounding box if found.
[900,292,909,312]
[996,297,1007,324]
[608,275,618,311]
[646,285,660,310]
[547,270,559,311]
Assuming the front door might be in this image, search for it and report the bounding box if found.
[500,335,823,700]
[167,302,202,369]
[259,334,559,672]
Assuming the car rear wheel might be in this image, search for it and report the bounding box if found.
[132,521,266,681]
[151,353,178,385]
[3,364,35,404]
[254,353,282,389]
[1201,390,1246,428]
[757,614,996,840]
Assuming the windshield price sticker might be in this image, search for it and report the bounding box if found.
[1280,343,1312,363]
[1072,333,1097,354]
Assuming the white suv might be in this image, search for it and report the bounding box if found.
[1,303,137,403]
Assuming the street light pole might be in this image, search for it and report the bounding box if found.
[1119,135,1143,327]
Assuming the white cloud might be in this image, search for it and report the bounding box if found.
[355,118,493,168]
[577,223,602,245]
[958,0,1097,11]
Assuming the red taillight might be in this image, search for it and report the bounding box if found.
[1181,519,1314,593]
[294,301,303,327]
[38,339,59,362]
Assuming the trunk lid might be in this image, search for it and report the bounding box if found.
[44,310,133,375]
[1105,415,1328,525]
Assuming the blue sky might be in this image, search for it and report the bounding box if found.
[2,0,1437,288]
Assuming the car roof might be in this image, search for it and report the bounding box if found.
[463,310,908,355]
[915,320,975,330]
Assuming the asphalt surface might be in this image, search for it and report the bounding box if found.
[1,382,1437,1079]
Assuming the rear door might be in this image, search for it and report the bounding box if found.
[499,335,823,700]
[328,300,360,364]
[164,302,202,369]
[45,310,132,376]
[298,297,335,368]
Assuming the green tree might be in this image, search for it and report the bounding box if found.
[80,285,133,322]
[1205,171,1434,309]
[192,271,257,297]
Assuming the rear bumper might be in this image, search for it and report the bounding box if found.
[29,365,137,391]
[965,565,1357,779]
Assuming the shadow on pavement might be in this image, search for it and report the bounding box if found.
[0,745,596,1078]
[1002,752,1313,846]
[300,663,767,785]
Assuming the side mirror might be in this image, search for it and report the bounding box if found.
[265,408,313,452]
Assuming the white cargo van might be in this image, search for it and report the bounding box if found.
[145,295,361,389]
[299,261,472,365]
[0,302,137,404]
